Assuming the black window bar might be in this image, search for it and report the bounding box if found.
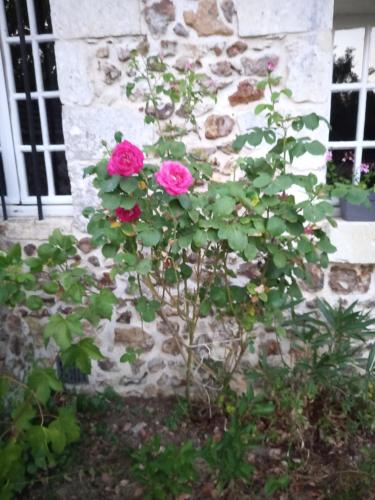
[15,0,43,220]
[0,161,7,220]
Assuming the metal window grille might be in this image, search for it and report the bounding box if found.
[0,0,72,219]
[329,25,375,184]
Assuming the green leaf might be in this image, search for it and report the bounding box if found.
[101,193,122,209]
[267,216,286,236]
[44,314,73,350]
[199,300,211,316]
[305,140,325,156]
[169,141,186,159]
[180,263,193,279]
[273,251,287,268]
[42,281,59,294]
[264,475,290,496]
[90,289,117,320]
[120,347,142,364]
[303,113,320,130]
[137,228,162,247]
[218,225,248,252]
[210,286,227,307]
[114,131,123,143]
[135,297,161,322]
[232,134,248,152]
[244,243,257,261]
[119,176,139,194]
[193,229,208,248]
[28,368,62,404]
[26,295,44,311]
[101,176,120,193]
[212,196,236,217]
[102,243,119,258]
[136,259,152,275]
[253,173,272,188]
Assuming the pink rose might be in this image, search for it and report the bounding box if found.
[325,150,333,162]
[107,140,144,177]
[115,204,141,222]
[155,161,194,196]
[304,225,314,235]
[267,60,275,72]
[360,163,370,174]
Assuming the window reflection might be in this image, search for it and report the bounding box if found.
[329,91,359,141]
[24,152,48,196]
[364,90,375,140]
[4,0,30,36]
[52,152,71,195]
[0,154,7,196]
[17,100,42,144]
[369,28,375,83]
[333,28,364,83]
[10,44,36,92]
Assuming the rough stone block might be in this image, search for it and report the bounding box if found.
[286,31,332,103]
[55,41,93,106]
[328,220,375,264]
[50,0,142,39]
[329,264,373,294]
[62,106,154,163]
[236,0,334,37]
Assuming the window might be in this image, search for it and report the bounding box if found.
[0,0,72,217]
[328,25,375,184]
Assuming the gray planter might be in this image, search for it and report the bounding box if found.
[340,192,375,221]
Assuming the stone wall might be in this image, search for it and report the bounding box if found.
[6,0,372,397]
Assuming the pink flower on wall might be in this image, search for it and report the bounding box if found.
[155,161,194,196]
[107,140,144,177]
[115,204,141,222]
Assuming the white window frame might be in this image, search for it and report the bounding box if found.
[0,0,72,216]
[329,24,375,183]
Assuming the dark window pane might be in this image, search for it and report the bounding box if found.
[34,0,52,34]
[364,91,375,140]
[329,92,359,141]
[17,100,42,144]
[326,149,355,185]
[46,98,64,144]
[0,154,7,196]
[4,0,30,36]
[39,42,58,91]
[11,44,36,92]
[24,152,48,196]
[51,152,71,195]
[361,149,375,187]
[333,28,364,83]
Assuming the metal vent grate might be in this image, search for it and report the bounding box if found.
[56,356,89,385]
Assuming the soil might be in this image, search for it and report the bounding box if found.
[22,394,375,500]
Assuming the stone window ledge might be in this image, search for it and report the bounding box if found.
[328,219,375,264]
[0,217,75,244]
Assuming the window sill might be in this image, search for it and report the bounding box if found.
[0,216,74,243]
[328,218,375,264]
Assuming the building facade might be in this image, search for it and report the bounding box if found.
[1,0,375,394]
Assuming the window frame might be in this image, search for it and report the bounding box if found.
[0,0,72,215]
[329,24,375,183]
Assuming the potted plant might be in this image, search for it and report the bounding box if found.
[326,150,375,221]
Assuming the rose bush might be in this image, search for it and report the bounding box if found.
[84,66,368,403]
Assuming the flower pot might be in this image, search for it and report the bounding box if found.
[340,192,375,221]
